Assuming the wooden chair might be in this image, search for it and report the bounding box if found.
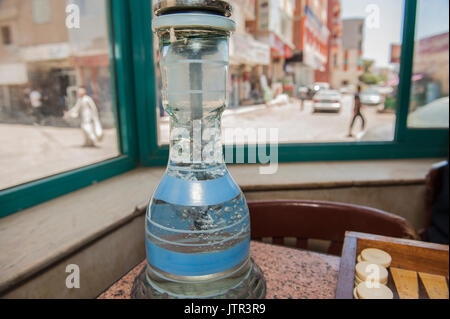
[248,200,418,256]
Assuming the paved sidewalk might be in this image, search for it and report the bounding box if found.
[0,124,119,190]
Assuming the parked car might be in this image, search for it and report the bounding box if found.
[312,90,342,113]
[360,88,385,106]
[307,82,330,99]
[373,85,394,96]
[407,96,449,128]
[339,85,355,95]
[360,97,449,141]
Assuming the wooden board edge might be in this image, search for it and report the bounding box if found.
[346,231,449,252]
[336,235,357,299]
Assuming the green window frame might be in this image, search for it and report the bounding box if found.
[0,0,448,218]
[131,0,448,166]
[0,0,138,217]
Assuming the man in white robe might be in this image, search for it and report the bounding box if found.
[65,88,103,147]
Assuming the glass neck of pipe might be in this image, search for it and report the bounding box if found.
[158,28,230,180]
[167,110,226,180]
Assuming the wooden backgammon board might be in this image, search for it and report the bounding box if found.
[336,232,449,299]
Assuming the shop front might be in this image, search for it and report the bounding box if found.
[229,33,270,107]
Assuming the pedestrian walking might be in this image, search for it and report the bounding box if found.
[65,88,103,147]
[30,88,43,124]
[348,85,366,137]
[298,87,308,111]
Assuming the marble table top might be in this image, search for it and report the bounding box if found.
[98,241,340,299]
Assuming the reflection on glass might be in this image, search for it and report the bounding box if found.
[408,0,449,129]
[0,0,119,191]
[156,0,402,145]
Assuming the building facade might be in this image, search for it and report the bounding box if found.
[0,0,69,115]
[288,0,329,87]
[0,0,112,124]
[229,0,271,107]
[412,31,449,105]
[314,0,341,85]
[330,18,364,88]
[251,0,295,86]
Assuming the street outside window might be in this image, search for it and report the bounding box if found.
[155,0,406,145]
[407,0,449,129]
[0,0,119,191]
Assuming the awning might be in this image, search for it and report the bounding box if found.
[230,33,251,65]
[21,43,71,62]
[250,39,271,65]
[71,54,110,67]
[230,33,270,66]
[284,44,294,59]
[270,33,284,58]
[286,52,303,63]
[385,74,425,87]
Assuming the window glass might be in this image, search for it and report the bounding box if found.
[408,0,449,129]
[155,0,404,145]
[1,26,12,45]
[0,0,119,191]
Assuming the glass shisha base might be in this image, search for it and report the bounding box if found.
[131,258,266,299]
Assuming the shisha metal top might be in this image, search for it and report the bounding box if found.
[153,0,233,16]
[132,0,266,299]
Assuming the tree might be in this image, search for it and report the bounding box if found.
[360,73,380,85]
[359,59,382,85]
[362,59,375,73]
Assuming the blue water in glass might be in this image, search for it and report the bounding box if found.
[146,190,251,276]
[144,170,254,298]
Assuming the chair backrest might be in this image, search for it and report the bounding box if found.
[248,200,418,255]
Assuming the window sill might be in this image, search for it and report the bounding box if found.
[0,158,441,296]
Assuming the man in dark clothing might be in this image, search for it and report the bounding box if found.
[348,85,366,137]
[428,161,449,244]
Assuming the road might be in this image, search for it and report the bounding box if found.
[158,95,396,144]
[1,95,395,190]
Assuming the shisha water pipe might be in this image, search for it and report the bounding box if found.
[131,0,266,299]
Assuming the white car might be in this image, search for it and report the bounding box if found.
[408,96,449,128]
[312,90,342,113]
[374,86,394,95]
[339,85,355,95]
[360,88,384,106]
[313,82,330,91]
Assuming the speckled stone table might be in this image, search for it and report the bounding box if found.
[98,241,340,299]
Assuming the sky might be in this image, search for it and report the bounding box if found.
[416,0,449,39]
[341,0,449,68]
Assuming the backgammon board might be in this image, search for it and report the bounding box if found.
[336,232,449,299]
